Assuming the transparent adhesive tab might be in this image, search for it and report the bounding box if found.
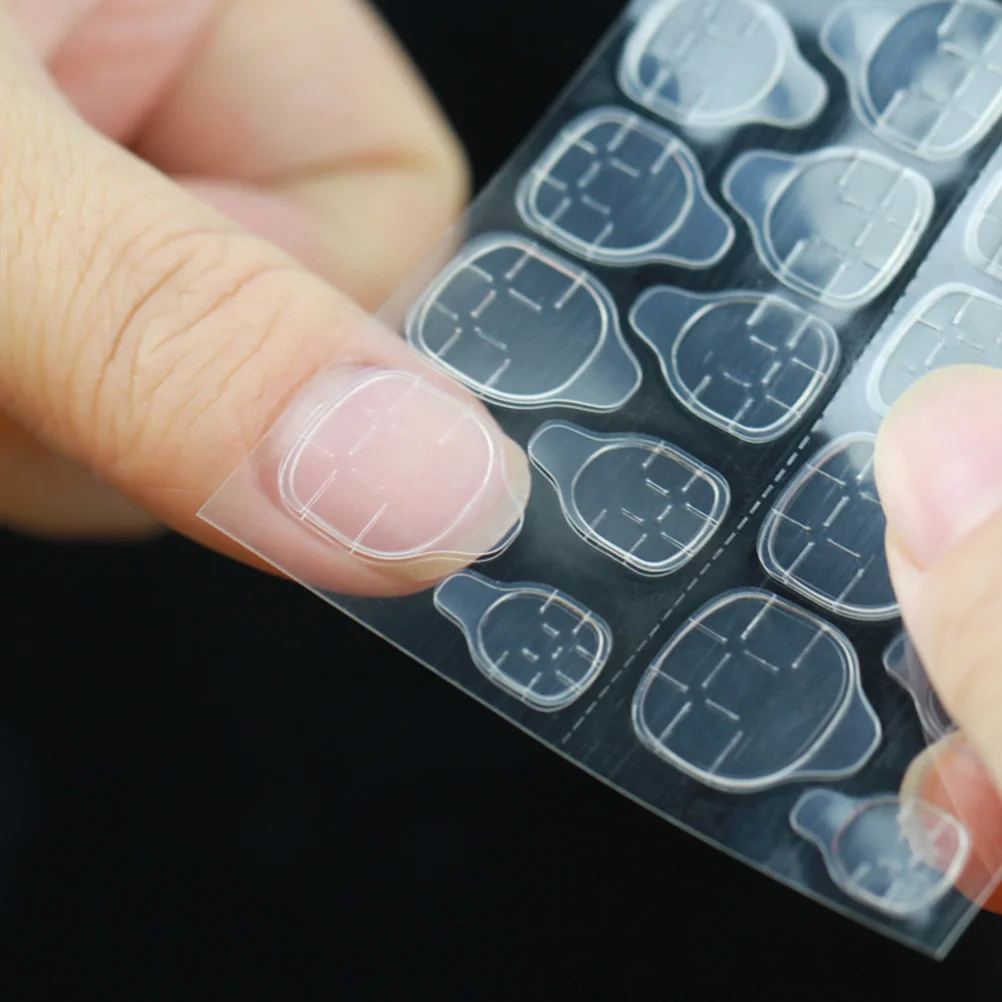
[406,234,642,411]
[629,287,841,444]
[884,633,956,741]
[758,434,898,621]
[527,421,730,575]
[723,147,934,310]
[822,0,1002,163]
[632,589,881,793]
[791,791,972,918]
[868,284,1002,414]
[967,168,1002,279]
[516,107,734,268]
[434,571,612,711]
[619,0,827,129]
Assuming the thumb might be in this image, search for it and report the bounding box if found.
[875,364,1002,911]
[0,8,529,595]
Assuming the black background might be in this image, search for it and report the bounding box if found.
[0,1,999,998]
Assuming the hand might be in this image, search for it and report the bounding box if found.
[876,364,1002,913]
[0,0,529,593]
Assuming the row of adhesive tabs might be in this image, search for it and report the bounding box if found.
[415,0,1001,918]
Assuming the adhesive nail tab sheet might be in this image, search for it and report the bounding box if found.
[200,0,1002,957]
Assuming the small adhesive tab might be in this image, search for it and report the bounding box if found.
[822,0,1002,163]
[884,633,956,741]
[868,284,1002,414]
[967,169,1002,279]
[434,571,612,711]
[791,790,971,918]
[528,421,730,575]
[630,287,840,444]
[758,434,898,621]
[723,147,934,310]
[406,234,642,412]
[632,589,881,793]
[516,106,734,268]
[619,0,827,129]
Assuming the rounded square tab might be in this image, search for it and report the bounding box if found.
[619,0,827,129]
[516,107,733,268]
[758,434,899,621]
[434,571,612,711]
[792,790,971,918]
[723,148,934,310]
[884,633,956,741]
[528,421,730,576]
[630,287,840,443]
[868,284,1002,414]
[966,169,1002,279]
[823,1,1002,162]
[407,234,642,412]
[632,589,881,792]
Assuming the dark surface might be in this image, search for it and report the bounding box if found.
[0,2,998,998]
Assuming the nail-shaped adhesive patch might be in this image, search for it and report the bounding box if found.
[407,234,642,412]
[277,370,523,562]
[434,571,612,711]
[868,284,1002,414]
[619,0,827,129]
[822,0,1002,163]
[516,106,733,268]
[528,421,730,576]
[630,287,840,444]
[791,790,971,917]
[884,633,956,742]
[632,589,881,793]
[758,434,898,621]
[723,148,934,310]
[967,169,1002,279]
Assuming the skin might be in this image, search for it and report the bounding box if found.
[6,0,1002,916]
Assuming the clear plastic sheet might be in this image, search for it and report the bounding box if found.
[200,0,1002,957]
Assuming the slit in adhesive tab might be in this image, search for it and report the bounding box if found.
[632,588,881,793]
[967,168,1002,278]
[619,0,827,130]
[867,284,1002,414]
[276,370,526,565]
[434,571,612,712]
[822,0,1002,163]
[722,147,934,310]
[629,287,840,444]
[516,106,734,268]
[791,790,971,918]
[884,633,956,742]
[758,433,899,621]
[406,233,642,412]
[527,421,730,575]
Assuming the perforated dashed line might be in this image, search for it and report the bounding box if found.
[560,436,813,746]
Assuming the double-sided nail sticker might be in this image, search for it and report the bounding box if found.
[632,589,881,792]
[822,0,1002,163]
[758,434,898,621]
[527,421,730,575]
[619,0,827,129]
[434,571,612,711]
[966,168,1002,279]
[516,107,734,268]
[277,370,522,562]
[867,284,1002,414]
[723,148,934,310]
[406,234,642,412]
[630,287,840,443]
[791,790,971,917]
[884,633,956,742]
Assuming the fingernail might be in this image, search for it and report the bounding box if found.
[875,365,1002,571]
[275,368,530,578]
